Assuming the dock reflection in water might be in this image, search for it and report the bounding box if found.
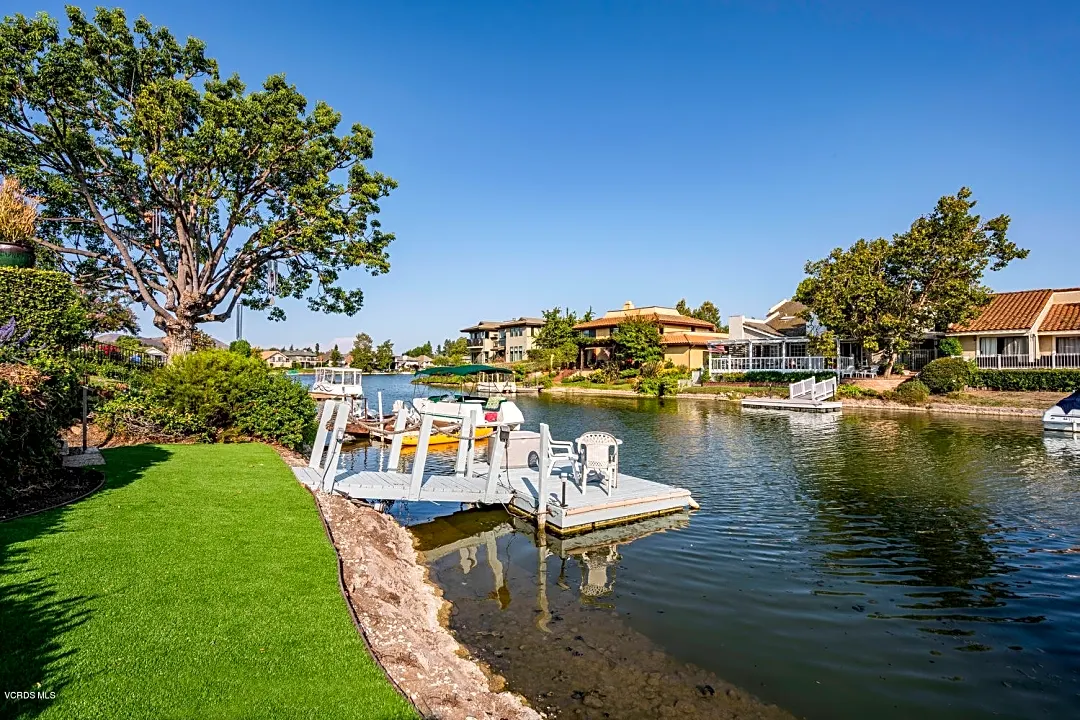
[412,510,792,719]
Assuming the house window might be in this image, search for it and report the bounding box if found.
[1057,337,1080,355]
[979,336,1028,356]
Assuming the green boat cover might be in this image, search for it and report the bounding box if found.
[414,364,513,377]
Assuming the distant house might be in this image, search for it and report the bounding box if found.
[283,349,318,368]
[574,301,726,369]
[392,354,435,372]
[461,317,545,363]
[948,288,1080,369]
[261,349,289,368]
[710,299,846,374]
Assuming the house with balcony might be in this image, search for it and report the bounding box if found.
[260,349,290,368]
[707,299,856,374]
[574,302,727,369]
[947,288,1080,369]
[461,317,544,363]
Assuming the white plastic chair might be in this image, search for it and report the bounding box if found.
[573,432,621,497]
[539,423,575,476]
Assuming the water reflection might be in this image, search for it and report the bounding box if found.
[324,377,1080,720]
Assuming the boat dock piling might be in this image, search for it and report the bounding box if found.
[294,400,696,535]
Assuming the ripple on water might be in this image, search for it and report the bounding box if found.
[331,380,1080,720]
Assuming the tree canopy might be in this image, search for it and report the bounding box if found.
[529,307,586,368]
[612,319,662,367]
[0,8,396,356]
[374,340,394,371]
[675,298,723,330]
[328,345,343,365]
[349,333,373,370]
[795,188,1026,374]
[403,342,432,358]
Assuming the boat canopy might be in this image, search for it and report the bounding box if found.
[414,364,513,377]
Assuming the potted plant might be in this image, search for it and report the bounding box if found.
[0,177,38,268]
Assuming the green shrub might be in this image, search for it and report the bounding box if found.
[1,354,81,498]
[938,337,964,357]
[0,268,89,350]
[229,339,252,356]
[98,350,317,450]
[918,357,974,394]
[619,368,640,379]
[836,383,880,399]
[972,369,1080,392]
[538,375,553,389]
[717,371,836,384]
[893,379,930,404]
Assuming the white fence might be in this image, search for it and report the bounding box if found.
[710,356,855,374]
[975,353,1080,370]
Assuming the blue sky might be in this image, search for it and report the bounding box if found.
[30,1,1080,352]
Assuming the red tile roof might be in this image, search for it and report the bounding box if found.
[951,290,1053,333]
[1041,303,1080,332]
[660,331,730,346]
[575,313,715,331]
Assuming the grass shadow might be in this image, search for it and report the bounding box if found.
[0,444,173,719]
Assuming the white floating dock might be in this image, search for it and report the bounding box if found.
[740,397,842,413]
[293,400,696,535]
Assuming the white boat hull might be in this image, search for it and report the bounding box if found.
[1043,417,1080,433]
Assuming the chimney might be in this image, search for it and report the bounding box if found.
[729,315,745,340]
[622,301,634,310]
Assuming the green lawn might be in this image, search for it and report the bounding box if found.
[0,444,417,720]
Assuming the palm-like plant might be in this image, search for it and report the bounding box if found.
[0,177,39,245]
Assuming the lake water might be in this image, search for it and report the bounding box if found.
[315,374,1080,719]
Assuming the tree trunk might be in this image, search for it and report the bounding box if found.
[160,317,195,362]
[882,351,897,378]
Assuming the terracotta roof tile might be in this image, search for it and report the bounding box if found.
[575,313,715,331]
[660,331,730,346]
[1041,303,1080,332]
[951,290,1053,333]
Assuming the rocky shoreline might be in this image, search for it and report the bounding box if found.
[314,492,542,720]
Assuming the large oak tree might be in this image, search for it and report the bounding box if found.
[0,8,396,356]
[795,188,1026,375]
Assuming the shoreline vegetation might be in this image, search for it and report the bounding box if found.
[542,383,1050,417]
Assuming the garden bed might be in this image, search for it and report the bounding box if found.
[0,467,103,522]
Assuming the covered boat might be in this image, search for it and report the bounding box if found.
[310,367,364,400]
[1043,390,1080,433]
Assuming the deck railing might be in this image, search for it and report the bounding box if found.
[975,353,1080,370]
[709,355,855,374]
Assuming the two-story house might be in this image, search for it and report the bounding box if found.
[574,302,726,369]
[461,317,544,363]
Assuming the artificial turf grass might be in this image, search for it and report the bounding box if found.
[0,444,418,720]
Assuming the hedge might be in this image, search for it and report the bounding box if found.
[0,268,89,349]
[972,369,1080,393]
[1,355,81,498]
[715,371,837,384]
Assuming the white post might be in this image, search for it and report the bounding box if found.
[377,391,384,421]
[464,413,478,479]
[454,410,473,475]
[408,413,434,501]
[321,401,349,493]
[387,408,408,471]
[308,400,336,469]
[537,423,550,531]
[483,426,504,504]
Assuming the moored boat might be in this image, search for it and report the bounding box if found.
[1043,391,1080,433]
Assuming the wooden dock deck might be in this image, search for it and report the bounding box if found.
[294,400,696,535]
[740,397,842,413]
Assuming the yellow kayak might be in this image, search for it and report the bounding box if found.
[400,426,494,446]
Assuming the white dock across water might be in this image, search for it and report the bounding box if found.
[293,400,694,535]
[740,375,842,413]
